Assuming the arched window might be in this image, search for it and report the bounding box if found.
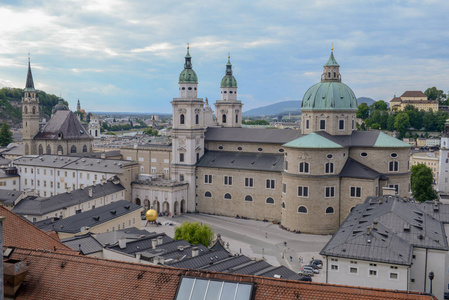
[222,114,227,123]
[95,129,98,137]
[298,206,307,213]
[32,106,36,114]
[281,201,286,209]
[245,195,253,202]
[326,207,334,214]
[180,114,185,125]
[299,162,309,173]
[24,106,28,114]
[24,143,29,155]
[235,114,238,123]
[38,144,43,155]
[325,162,334,174]
[224,193,232,200]
[70,145,77,153]
[266,197,275,204]
[328,72,331,77]
[83,145,87,152]
[333,72,336,78]
[46,145,51,154]
[57,145,63,155]
[195,114,199,125]
[205,191,212,197]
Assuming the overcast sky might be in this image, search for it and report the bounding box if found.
[0,0,448,113]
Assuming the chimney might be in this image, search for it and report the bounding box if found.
[366,226,371,236]
[191,247,199,258]
[136,253,141,263]
[101,152,106,159]
[373,220,378,230]
[157,236,163,245]
[382,187,396,196]
[152,239,157,250]
[67,188,71,194]
[88,188,93,198]
[379,197,383,204]
[118,237,126,249]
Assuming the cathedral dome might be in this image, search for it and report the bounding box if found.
[220,56,237,88]
[178,46,198,84]
[301,81,357,110]
[52,99,69,114]
[301,50,357,110]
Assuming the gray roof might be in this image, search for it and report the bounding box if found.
[13,155,137,174]
[0,189,22,205]
[205,127,302,144]
[62,233,103,254]
[320,196,449,265]
[25,61,35,91]
[339,158,388,180]
[35,110,93,140]
[68,150,122,158]
[12,179,125,216]
[0,156,11,166]
[94,227,154,246]
[169,250,231,269]
[34,200,141,233]
[0,144,23,156]
[196,151,283,172]
[0,168,19,179]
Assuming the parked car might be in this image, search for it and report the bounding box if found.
[311,259,323,269]
[304,265,319,274]
[301,266,315,275]
[299,275,312,282]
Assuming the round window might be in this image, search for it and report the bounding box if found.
[237,147,242,151]
[258,148,263,152]
[218,146,223,150]
[361,152,368,157]
[391,153,398,158]
[327,154,333,159]
[279,149,284,153]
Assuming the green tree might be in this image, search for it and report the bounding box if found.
[411,164,437,202]
[174,221,214,247]
[0,122,13,146]
[422,112,436,131]
[386,113,396,131]
[369,100,388,111]
[356,103,369,120]
[425,87,447,104]
[394,112,410,138]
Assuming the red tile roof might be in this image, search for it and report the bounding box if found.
[401,91,427,98]
[9,248,436,300]
[0,206,75,254]
[390,97,402,103]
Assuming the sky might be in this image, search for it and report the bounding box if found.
[0,0,448,114]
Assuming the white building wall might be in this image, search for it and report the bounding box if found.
[439,137,449,193]
[0,177,20,191]
[326,257,408,291]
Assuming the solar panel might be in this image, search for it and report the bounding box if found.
[175,277,253,300]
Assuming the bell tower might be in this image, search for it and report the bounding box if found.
[171,45,205,212]
[22,57,39,155]
[214,54,243,127]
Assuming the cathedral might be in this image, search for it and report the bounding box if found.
[22,59,93,155]
[171,46,411,234]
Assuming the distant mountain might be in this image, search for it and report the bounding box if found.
[357,97,375,106]
[243,100,301,117]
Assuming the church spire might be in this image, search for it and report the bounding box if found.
[25,55,35,91]
[322,46,341,82]
[77,99,81,111]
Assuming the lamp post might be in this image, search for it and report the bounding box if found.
[428,271,434,295]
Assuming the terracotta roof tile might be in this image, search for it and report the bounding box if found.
[401,91,427,98]
[9,249,436,300]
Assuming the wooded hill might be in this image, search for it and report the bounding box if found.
[0,87,67,127]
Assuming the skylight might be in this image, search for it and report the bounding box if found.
[175,277,253,300]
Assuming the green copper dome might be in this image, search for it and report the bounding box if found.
[220,56,237,88]
[301,81,357,110]
[52,99,69,114]
[324,51,339,67]
[179,47,198,84]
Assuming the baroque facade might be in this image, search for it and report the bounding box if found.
[162,46,412,234]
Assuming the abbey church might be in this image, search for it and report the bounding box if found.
[170,46,411,234]
[22,59,93,156]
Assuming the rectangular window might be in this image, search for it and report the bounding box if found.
[369,270,378,276]
[151,158,156,162]
[224,176,233,186]
[180,174,184,181]
[164,168,169,174]
[64,171,67,177]
[180,153,184,162]
[138,157,144,162]
[298,186,309,197]
[349,267,358,274]
[325,162,334,174]
[389,184,399,194]
[283,183,286,193]
[25,179,27,185]
[389,161,399,172]
[50,181,53,188]
[339,119,344,130]
[350,187,361,197]
[87,174,90,180]
[325,186,335,197]
[164,159,169,163]
[266,179,275,189]
[44,169,46,175]
[331,264,338,271]
[390,272,398,280]
[305,119,310,129]
[320,120,326,130]
[151,167,156,173]
[73,172,75,178]
[245,178,254,187]
[57,170,60,176]
[44,181,47,187]
[37,180,40,187]
[57,182,60,188]
[204,175,212,184]
[94,174,98,180]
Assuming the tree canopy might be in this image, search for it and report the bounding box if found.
[174,221,214,247]
[425,87,447,105]
[0,122,13,146]
[411,164,437,202]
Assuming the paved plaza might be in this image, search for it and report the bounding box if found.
[142,213,332,282]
